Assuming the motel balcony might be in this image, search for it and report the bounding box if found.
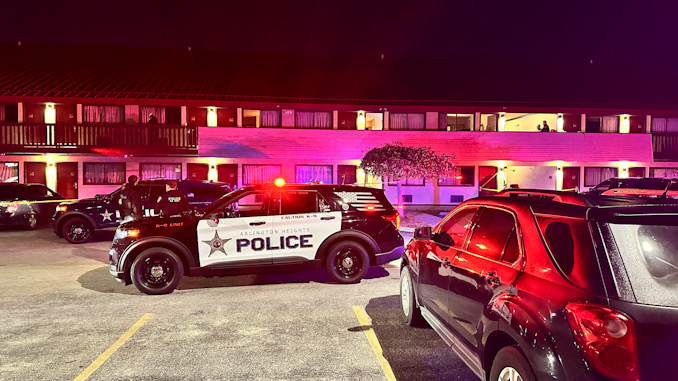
[0,122,198,156]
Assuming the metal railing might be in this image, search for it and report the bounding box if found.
[0,122,198,151]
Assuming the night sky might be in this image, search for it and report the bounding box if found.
[2,1,676,65]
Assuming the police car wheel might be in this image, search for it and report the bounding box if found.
[400,266,426,327]
[62,217,92,244]
[131,248,184,295]
[24,213,38,230]
[324,241,369,284]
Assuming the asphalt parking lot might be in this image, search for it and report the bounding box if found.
[0,226,476,381]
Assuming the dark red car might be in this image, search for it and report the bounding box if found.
[400,189,678,381]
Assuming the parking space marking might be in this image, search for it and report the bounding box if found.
[73,313,153,381]
[352,306,396,381]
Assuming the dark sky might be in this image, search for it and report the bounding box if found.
[2,1,677,65]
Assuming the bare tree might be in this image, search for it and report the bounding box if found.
[359,142,455,211]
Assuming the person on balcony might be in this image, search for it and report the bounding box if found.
[147,113,158,124]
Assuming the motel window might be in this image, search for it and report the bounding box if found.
[650,168,678,179]
[296,165,332,184]
[295,111,333,129]
[83,163,126,185]
[83,105,124,124]
[389,113,425,131]
[586,116,620,133]
[243,110,281,127]
[139,106,166,124]
[0,104,4,121]
[439,166,475,186]
[651,117,678,133]
[337,165,357,185]
[584,167,618,187]
[389,177,425,186]
[365,113,384,130]
[242,164,281,185]
[0,162,19,183]
[438,113,474,131]
[140,163,182,180]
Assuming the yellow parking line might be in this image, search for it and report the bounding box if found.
[352,306,396,381]
[73,313,153,381]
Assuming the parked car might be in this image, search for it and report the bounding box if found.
[587,176,678,197]
[53,179,231,244]
[109,183,403,294]
[0,183,64,229]
[400,189,678,380]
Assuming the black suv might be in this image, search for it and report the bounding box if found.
[0,183,63,229]
[54,179,231,243]
[109,183,403,294]
[400,189,678,381]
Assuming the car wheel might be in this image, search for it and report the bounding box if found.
[131,248,184,295]
[62,217,93,244]
[24,213,38,230]
[400,266,426,327]
[490,346,537,381]
[324,241,369,283]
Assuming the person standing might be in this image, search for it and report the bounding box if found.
[156,180,188,217]
[119,175,142,222]
[541,120,551,132]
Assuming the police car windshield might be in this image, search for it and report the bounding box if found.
[200,187,248,215]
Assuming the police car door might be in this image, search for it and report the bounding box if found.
[197,190,276,267]
[271,190,341,263]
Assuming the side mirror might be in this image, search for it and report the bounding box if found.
[414,226,432,240]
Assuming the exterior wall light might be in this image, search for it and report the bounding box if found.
[207,107,217,127]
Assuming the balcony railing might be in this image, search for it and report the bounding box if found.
[0,122,197,155]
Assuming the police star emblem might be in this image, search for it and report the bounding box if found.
[202,231,231,257]
[100,209,113,222]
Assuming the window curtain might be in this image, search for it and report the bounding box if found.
[0,163,18,182]
[601,116,619,133]
[140,163,181,180]
[260,110,281,127]
[296,165,332,184]
[439,113,448,130]
[83,163,125,185]
[584,167,618,187]
[83,105,124,123]
[0,105,5,122]
[389,113,408,130]
[651,118,667,133]
[296,111,315,128]
[140,106,166,124]
[408,113,425,130]
[243,165,281,185]
[651,168,678,179]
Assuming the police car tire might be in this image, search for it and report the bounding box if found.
[131,248,184,295]
[489,346,536,381]
[24,213,38,230]
[62,217,92,244]
[324,241,369,284]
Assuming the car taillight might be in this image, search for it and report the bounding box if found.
[5,202,19,214]
[382,212,400,230]
[565,302,639,381]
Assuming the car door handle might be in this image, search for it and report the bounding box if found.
[320,216,335,220]
[249,221,266,226]
[484,271,501,286]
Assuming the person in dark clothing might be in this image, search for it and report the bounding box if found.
[119,175,142,222]
[541,120,550,132]
[147,114,158,124]
[156,180,188,217]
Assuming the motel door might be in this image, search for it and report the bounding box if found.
[218,164,238,190]
[25,162,46,185]
[187,163,209,181]
[478,166,497,196]
[562,167,580,192]
[57,162,78,199]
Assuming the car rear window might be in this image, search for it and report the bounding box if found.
[536,215,603,294]
[0,186,21,201]
[185,185,230,199]
[608,223,678,307]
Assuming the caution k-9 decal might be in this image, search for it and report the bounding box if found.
[196,211,342,267]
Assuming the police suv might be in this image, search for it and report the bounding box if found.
[109,183,404,294]
[54,179,231,244]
